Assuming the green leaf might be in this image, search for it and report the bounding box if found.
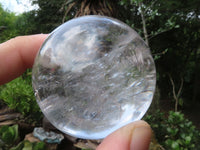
[10,141,24,150]
[12,125,19,142]
[1,124,19,144]
[2,130,13,144]
[185,136,191,145]
[33,142,46,150]
[22,141,33,150]
[171,141,179,149]
[0,126,9,135]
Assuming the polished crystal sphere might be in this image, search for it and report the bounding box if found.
[32,15,156,139]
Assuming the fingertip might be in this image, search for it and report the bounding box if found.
[130,122,152,150]
[0,34,48,85]
[97,120,152,150]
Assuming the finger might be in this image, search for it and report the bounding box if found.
[97,120,152,150]
[0,34,48,85]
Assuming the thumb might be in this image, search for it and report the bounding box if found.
[97,120,152,150]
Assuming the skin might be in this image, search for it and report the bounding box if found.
[0,34,152,150]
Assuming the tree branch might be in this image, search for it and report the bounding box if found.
[139,2,149,46]
[177,77,184,98]
[168,73,184,112]
[148,28,174,41]
[62,2,76,23]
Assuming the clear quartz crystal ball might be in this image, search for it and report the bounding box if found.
[32,15,156,140]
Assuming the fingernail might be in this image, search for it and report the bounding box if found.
[130,126,152,150]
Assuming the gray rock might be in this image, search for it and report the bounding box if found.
[33,127,64,144]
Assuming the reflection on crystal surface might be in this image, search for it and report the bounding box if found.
[32,15,156,139]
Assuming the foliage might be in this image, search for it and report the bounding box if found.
[10,141,46,150]
[0,74,41,119]
[31,0,127,32]
[0,124,46,150]
[14,11,39,35]
[0,124,19,149]
[0,4,39,43]
[119,0,200,105]
[58,0,120,20]
[0,4,18,42]
[31,0,65,33]
[144,110,200,149]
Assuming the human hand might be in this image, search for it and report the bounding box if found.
[0,35,152,150]
[0,34,47,85]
